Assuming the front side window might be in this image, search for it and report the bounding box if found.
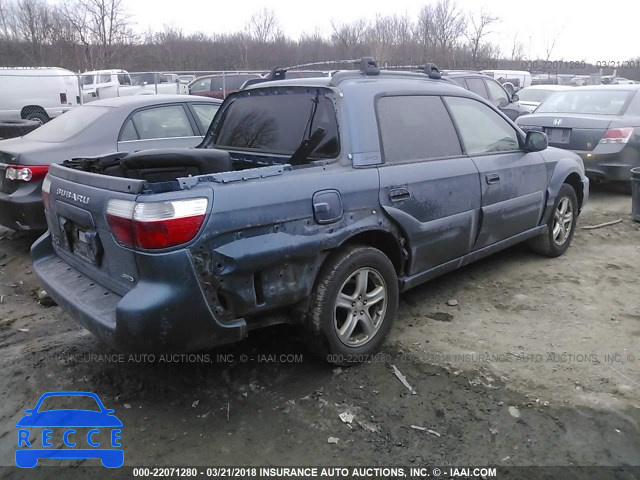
[129,105,194,140]
[444,96,520,155]
[80,75,95,86]
[214,89,339,159]
[377,95,462,162]
[190,78,212,93]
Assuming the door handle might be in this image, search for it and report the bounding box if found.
[389,188,411,201]
[486,173,501,185]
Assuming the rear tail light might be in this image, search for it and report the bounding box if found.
[599,127,633,144]
[42,176,51,210]
[107,198,207,249]
[5,165,49,182]
[60,92,67,104]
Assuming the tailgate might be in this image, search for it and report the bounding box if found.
[45,163,146,295]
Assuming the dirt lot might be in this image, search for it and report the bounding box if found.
[0,186,639,476]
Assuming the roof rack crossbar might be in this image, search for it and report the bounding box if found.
[360,57,380,76]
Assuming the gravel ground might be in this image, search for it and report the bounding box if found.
[0,186,638,477]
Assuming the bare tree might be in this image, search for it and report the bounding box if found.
[432,0,466,54]
[330,18,368,55]
[544,34,559,62]
[247,8,282,44]
[466,9,499,61]
[414,4,435,58]
[59,0,135,69]
[510,34,524,61]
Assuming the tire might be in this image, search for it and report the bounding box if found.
[528,183,578,257]
[0,119,41,139]
[24,111,49,125]
[303,245,399,365]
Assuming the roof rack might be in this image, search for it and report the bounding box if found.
[240,67,288,89]
[360,57,380,76]
[422,63,441,79]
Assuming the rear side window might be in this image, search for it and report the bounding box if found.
[129,105,194,140]
[465,78,489,99]
[444,96,520,154]
[119,119,138,141]
[377,95,462,163]
[214,90,339,158]
[191,104,220,131]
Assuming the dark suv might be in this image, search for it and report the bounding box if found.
[443,71,529,121]
[32,59,588,364]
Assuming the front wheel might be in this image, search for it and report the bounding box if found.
[529,183,578,257]
[303,245,399,365]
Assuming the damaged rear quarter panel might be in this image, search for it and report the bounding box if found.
[191,161,397,318]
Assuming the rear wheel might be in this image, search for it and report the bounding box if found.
[529,183,578,257]
[303,245,398,365]
[24,111,49,125]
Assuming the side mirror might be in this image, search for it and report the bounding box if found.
[511,93,519,102]
[525,130,548,152]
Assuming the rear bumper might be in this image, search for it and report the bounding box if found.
[0,182,46,231]
[576,148,640,182]
[31,233,247,352]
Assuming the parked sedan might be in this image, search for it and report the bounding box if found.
[517,85,572,113]
[516,85,640,185]
[0,95,221,231]
[442,71,529,120]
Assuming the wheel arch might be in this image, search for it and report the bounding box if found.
[563,172,584,209]
[20,105,48,119]
[338,229,405,276]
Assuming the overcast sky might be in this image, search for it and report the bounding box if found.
[127,0,638,62]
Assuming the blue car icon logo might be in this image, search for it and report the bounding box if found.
[16,391,123,468]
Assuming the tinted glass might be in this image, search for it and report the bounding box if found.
[215,90,339,158]
[119,119,138,141]
[536,90,633,115]
[444,96,520,154]
[485,79,509,105]
[377,96,462,162]
[466,78,489,99]
[24,106,109,143]
[190,78,212,92]
[130,105,194,140]
[192,104,220,131]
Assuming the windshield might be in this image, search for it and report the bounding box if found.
[80,75,95,86]
[213,90,339,158]
[24,106,109,143]
[536,90,633,115]
[37,395,101,412]
[517,88,558,103]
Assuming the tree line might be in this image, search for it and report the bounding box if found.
[0,0,638,79]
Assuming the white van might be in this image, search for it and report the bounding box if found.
[0,67,79,124]
[480,70,532,95]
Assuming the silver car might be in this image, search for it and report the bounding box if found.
[0,95,222,231]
